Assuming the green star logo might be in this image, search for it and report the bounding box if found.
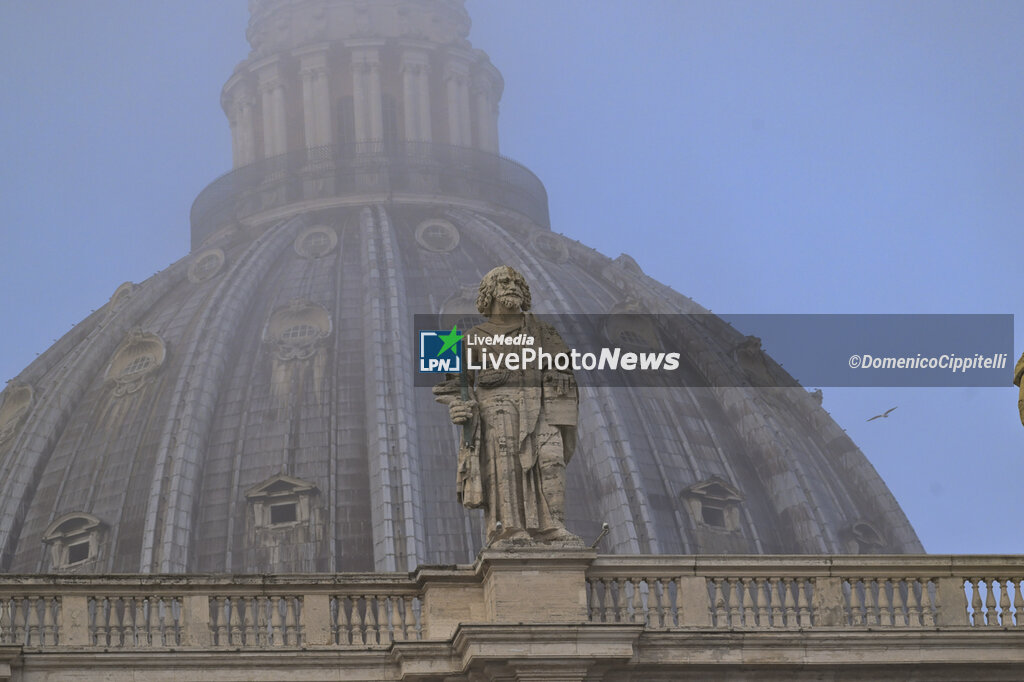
[435,325,463,358]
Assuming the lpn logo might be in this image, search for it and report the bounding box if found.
[418,325,462,373]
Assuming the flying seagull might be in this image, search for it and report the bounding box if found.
[867,406,898,422]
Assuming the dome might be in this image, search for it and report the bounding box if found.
[0,0,921,574]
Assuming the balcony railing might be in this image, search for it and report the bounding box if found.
[585,555,1024,629]
[0,555,1020,652]
[0,574,423,649]
[189,141,550,248]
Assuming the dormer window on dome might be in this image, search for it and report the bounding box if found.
[246,475,319,531]
[42,512,105,570]
[683,477,744,532]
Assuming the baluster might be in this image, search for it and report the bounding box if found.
[672,577,683,627]
[289,597,302,645]
[393,596,407,641]
[596,579,609,623]
[893,580,908,626]
[621,579,634,623]
[754,579,769,627]
[769,579,783,627]
[337,597,351,645]
[847,579,862,626]
[351,597,365,646]
[92,598,106,647]
[173,598,184,646]
[147,597,159,647]
[165,597,178,647]
[878,580,893,626]
[659,578,672,628]
[24,596,40,647]
[797,579,810,627]
[39,597,54,646]
[707,579,723,626]
[986,579,999,627]
[252,597,266,647]
[0,598,9,644]
[737,578,752,627]
[906,580,922,626]
[120,597,135,648]
[229,597,243,646]
[997,579,1011,628]
[402,596,416,641]
[238,597,253,646]
[328,597,339,645]
[645,579,659,628]
[1015,580,1024,628]
[376,595,390,645]
[133,596,145,647]
[213,597,227,645]
[725,578,740,627]
[780,579,796,629]
[863,579,878,626]
[969,579,983,626]
[135,597,148,647]
[271,596,285,646]
[610,577,626,618]
[107,597,123,648]
[368,595,381,645]
[920,580,935,627]
[630,579,643,624]
[414,597,424,640]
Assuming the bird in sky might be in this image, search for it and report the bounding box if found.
[867,406,898,422]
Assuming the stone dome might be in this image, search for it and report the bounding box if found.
[0,0,921,574]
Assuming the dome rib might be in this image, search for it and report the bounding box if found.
[141,216,307,572]
[361,206,426,571]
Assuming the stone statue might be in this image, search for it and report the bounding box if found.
[434,266,582,546]
[1015,352,1024,427]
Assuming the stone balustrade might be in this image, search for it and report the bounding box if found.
[0,555,1021,653]
[584,555,1023,630]
[0,574,425,650]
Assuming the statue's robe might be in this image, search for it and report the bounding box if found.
[457,314,577,541]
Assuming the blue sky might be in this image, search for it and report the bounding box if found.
[1,1,1021,553]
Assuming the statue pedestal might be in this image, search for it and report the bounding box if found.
[417,545,597,640]
[477,546,596,624]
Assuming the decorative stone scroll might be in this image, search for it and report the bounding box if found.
[262,299,332,361]
[104,327,166,397]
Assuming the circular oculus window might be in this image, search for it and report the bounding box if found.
[415,220,460,253]
[188,249,226,283]
[530,232,569,263]
[294,227,338,259]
